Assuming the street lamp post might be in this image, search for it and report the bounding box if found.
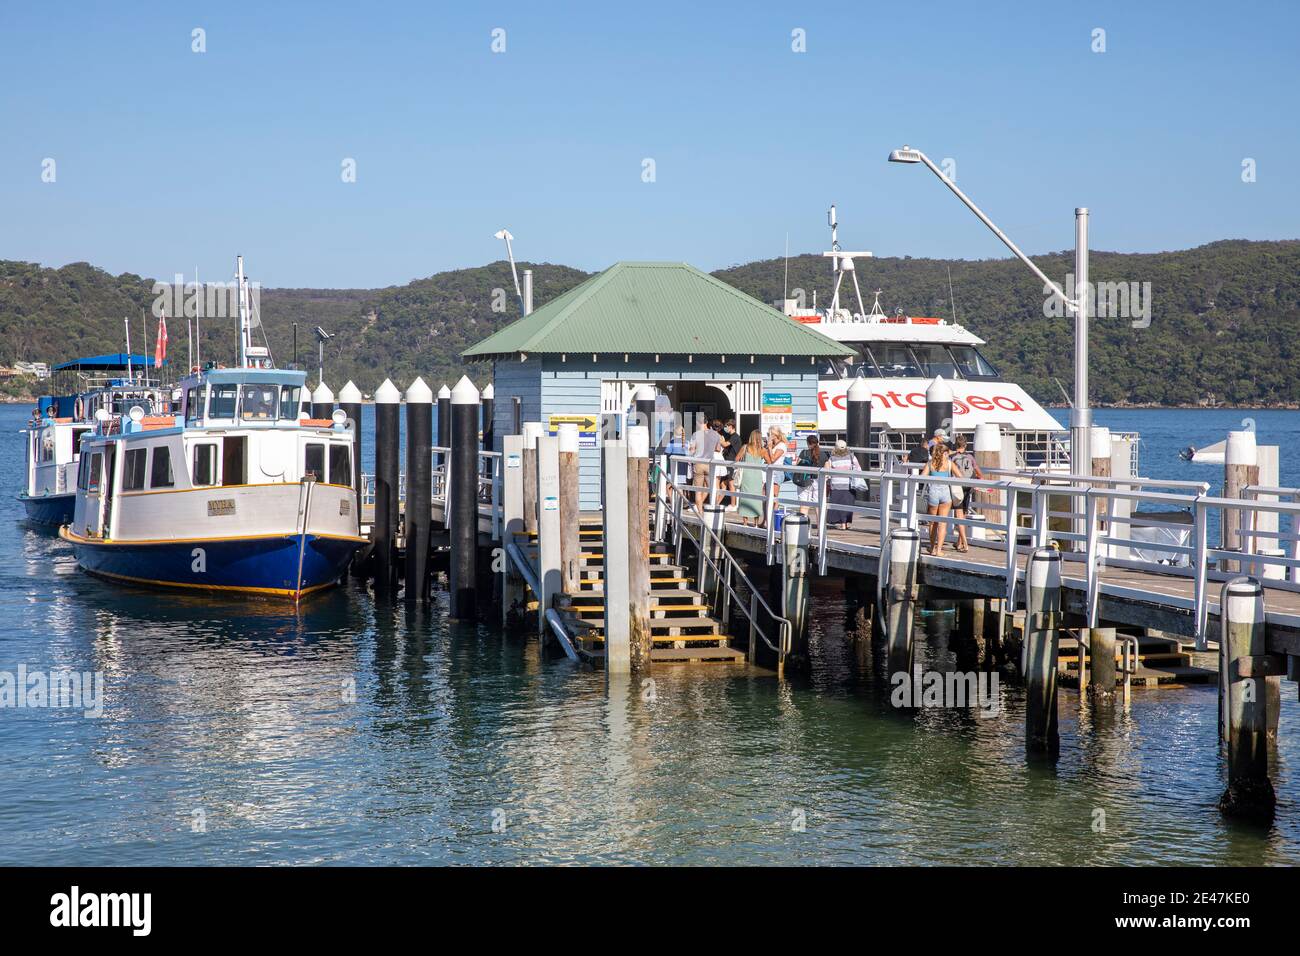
[887,146,1091,474]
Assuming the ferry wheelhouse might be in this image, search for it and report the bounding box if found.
[785,207,1076,468]
[59,258,365,599]
[19,354,167,527]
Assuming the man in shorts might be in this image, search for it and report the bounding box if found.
[688,418,722,507]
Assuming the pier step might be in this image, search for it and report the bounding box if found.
[1055,633,1216,686]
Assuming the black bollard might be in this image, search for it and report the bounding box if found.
[374,379,401,598]
[311,381,334,420]
[404,377,433,604]
[448,376,480,620]
[925,375,954,443]
[846,375,872,470]
[481,382,495,456]
[339,381,363,537]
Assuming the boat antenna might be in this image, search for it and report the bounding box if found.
[194,266,201,369]
[124,317,133,380]
[946,265,958,324]
[783,232,789,301]
[141,308,148,379]
[1053,376,1074,408]
[494,229,525,317]
[236,255,251,368]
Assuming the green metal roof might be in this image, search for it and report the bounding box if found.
[462,261,854,359]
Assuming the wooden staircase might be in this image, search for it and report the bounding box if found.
[1056,630,1216,687]
[520,523,745,664]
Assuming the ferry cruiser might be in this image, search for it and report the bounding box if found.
[19,354,167,527]
[59,257,365,599]
[780,206,1070,467]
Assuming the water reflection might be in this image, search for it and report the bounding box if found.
[2,405,1299,865]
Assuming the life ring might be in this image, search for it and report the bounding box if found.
[74,397,84,420]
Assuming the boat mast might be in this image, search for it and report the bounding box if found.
[237,255,250,368]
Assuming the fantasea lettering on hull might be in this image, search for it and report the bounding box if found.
[816,379,1063,432]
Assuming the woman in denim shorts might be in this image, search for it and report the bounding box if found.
[921,443,954,555]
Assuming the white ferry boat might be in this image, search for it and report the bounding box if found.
[19,354,167,527]
[59,258,365,599]
[779,207,1069,467]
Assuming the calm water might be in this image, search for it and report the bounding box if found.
[1,404,1298,865]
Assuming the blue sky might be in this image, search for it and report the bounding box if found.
[2,0,1297,288]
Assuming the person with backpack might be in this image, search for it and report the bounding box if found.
[793,433,824,521]
[948,434,985,553]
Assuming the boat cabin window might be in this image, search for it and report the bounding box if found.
[150,446,174,488]
[192,444,217,486]
[328,444,351,485]
[948,346,999,380]
[87,452,102,493]
[304,443,325,481]
[78,452,93,491]
[279,386,302,420]
[209,384,239,419]
[910,344,960,379]
[123,448,148,491]
[72,427,90,451]
[185,387,202,423]
[873,344,923,377]
[240,384,279,421]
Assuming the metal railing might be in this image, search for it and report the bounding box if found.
[660,450,1300,651]
[359,448,504,540]
[653,464,792,665]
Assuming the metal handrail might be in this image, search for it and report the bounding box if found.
[653,464,792,662]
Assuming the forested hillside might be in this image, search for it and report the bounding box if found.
[3,240,1297,405]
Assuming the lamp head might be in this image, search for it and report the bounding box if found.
[493,229,513,241]
[888,146,923,164]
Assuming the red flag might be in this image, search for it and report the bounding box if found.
[154,311,168,368]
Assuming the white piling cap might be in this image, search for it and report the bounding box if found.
[1226,429,1257,467]
[482,382,495,400]
[522,421,544,449]
[889,527,920,562]
[627,425,649,458]
[1029,547,1061,590]
[847,375,873,402]
[1090,425,1111,452]
[405,376,433,404]
[374,379,401,404]
[450,375,480,405]
[1223,577,1265,626]
[558,422,579,453]
[632,384,656,403]
[338,380,363,404]
[973,423,1001,452]
[311,381,334,404]
[925,375,953,403]
[437,384,452,400]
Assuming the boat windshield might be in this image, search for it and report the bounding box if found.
[911,344,960,379]
[949,346,999,379]
[872,344,924,377]
[240,384,280,421]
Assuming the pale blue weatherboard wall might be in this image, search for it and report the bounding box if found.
[484,356,821,509]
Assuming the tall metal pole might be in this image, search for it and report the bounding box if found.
[1072,208,1091,475]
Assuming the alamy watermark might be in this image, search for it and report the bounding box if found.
[1,665,103,718]
[891,668,1001,717]
[151,276,260,320]
[1043,272,1151,329]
